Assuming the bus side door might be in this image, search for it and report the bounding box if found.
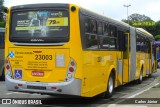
[123,33,130,83]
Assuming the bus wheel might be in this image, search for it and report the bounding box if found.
[0,69,5,81]
[137,70,143,84]
[105,73,114,98]
[148,74,152,78]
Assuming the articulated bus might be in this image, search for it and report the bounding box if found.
[5,3,157,97]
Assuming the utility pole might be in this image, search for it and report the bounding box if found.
[124,4,131,25]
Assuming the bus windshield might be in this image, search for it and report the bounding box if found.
[10,9,69,43]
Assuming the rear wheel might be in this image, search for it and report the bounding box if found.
[105,73,114,98]
[148,74,152,78]
[0,69,5,81]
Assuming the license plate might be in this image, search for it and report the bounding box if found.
[27,85,46,90]
[32,71,44,76]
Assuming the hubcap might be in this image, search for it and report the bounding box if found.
[108,76,113,93]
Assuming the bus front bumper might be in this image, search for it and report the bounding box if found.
[5,76,81,96]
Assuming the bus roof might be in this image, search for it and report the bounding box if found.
[136,28,154,41]
[79,5,129,30]
[9,3,154,41]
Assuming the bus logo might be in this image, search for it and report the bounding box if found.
[9,51,15,58]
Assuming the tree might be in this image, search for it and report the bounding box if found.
[155,21,160,35]
[0,0,4,9]
[155,35,160,41]
[128,13,153,22]
[122,13,156,36]
[0,0,5,27]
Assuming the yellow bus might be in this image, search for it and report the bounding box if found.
[5,3,156,98]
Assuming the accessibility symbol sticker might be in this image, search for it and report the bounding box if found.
[9,51,15,58]
[14,70,22,79]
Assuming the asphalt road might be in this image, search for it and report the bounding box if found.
[0,69,160,107]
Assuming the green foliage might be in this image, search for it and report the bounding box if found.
[0,0,5,27]
[0,20,5,27]
[122,13,160,36]
[132,21,155,27]
[155,21,160,35]
[155,35,160,41]
[0,0,4,12]
[128,13,153,22]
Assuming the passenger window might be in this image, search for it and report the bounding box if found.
[97,22,103,35]
[90,19,97,34]
[136,35,141,52]
[86,35,98,49]
[84,18,98,49]
[104,24,109,36]
[109,25,117,37]
[108,25,117,49]
[110,38,116,50]
[147,41,151,53]
[84,19,90,33]
[102,37,110,49]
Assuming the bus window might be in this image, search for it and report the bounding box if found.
[84,18,98,49]
[90,19,97,34]
[84,18,90,32]
[110,38,116,49]
[10,9,69,43]
[86,35,98,49]
[109,25,117,50]
[97,22,103,35]
[104,24,109,36]
[102,37,110,49]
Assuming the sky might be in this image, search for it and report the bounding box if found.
[3,0,160,22]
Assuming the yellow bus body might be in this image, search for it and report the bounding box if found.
[5,4,156,97]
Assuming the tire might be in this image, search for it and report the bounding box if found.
[105,73,114,98]
[148,74,152,78]
[0,75,5,81]
[137,71,143,84]
[0,69,5,81]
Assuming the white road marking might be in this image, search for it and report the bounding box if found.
[6,92,19,95]
[128,83,159,98]
[6,92,32,95]
[101,78,160,107]
[6,92,49,96]
[108,104,147,107]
